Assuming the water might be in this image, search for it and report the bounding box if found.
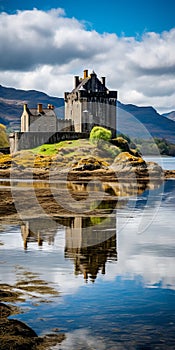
[144,155,175,170]
[0,163,175,349]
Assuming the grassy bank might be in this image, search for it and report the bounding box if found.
[0,138,122,170]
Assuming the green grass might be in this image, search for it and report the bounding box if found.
[32,143,60,156]
[32,139,92,156]
[31,138,124,168]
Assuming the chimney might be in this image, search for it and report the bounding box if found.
[83,69,88,79]
[74,76,80,88]
[37,103,42,113]
[47,104,54,109]
[23,103,28,112]
[101,77,106,86]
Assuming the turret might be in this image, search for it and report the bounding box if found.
[74,76,80,88]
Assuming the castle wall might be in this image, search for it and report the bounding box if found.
[9,131,89,153]
[57,118,74,131]
[29,115,57,132]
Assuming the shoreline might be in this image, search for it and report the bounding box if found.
[0,166,175,180]
[0,285,65,350]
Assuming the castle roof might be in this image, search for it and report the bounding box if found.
[72,70,107,93]
[23,103,57,117]
[73,77,90,93]
[29,108,56,117]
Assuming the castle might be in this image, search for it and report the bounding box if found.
[64,69,117,136]
[9,70,117,152]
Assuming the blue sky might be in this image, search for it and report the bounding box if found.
[1,0,175,36]
[0,0,175,112]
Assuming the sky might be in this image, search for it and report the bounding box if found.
[0,0,175,113]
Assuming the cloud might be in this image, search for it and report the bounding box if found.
[0,8,175,112]
[104,205,175,290]
[52,329,132,350]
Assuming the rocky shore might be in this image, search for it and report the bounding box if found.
[163,169,175,178]
[0,166,174,181]
[0,136,174,181]
[0,148,171,224]
[0,285,65,350]
[0,151,170,180]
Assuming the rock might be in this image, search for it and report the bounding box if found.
[111,136,130,152]
[0,302,11,318]
[112,152,163,179]
[113,152,147,167]
[0,284,65,350]
[0,300,38,350]
[112,152,147,178]
[147,161,164,177]
[164,170,175,178]
[1,318,37,337]
[72,156,109,171]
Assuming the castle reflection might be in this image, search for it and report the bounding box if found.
[20,178,162,281]
[64,216,117,282]
[20,213,117,282]
[21,218,58,249]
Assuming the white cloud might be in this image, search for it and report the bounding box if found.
[51,329,131,350]
[103,205,175,290]
[0,9,175,112]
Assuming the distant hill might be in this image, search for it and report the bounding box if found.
[117,102,175,143]
[162,111,175,122]
[0,84,175,143]
[0,85,64,129]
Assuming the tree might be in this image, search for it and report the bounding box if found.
[90,126,112,145]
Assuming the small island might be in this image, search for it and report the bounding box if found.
[0,128,164,180]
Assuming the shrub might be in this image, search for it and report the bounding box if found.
[90,126,112,145]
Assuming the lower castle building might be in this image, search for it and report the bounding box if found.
[21,103,73,133]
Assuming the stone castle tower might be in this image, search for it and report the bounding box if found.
[64,70,117,137]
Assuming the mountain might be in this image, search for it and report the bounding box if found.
[0,84,175,143]
[162,111,175,122]
[117,102,175,143]
[0,85,64,129]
